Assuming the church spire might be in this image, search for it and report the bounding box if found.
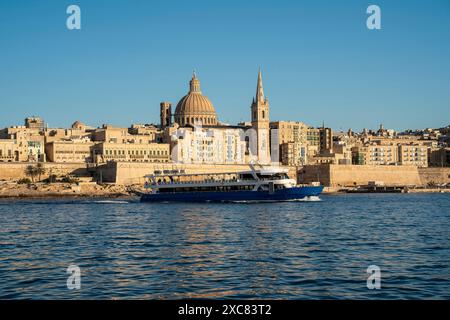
[250,68,270,164]
[256,68,265,102]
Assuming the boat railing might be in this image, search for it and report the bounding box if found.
[153,179,246,186]
[149,176,295,187]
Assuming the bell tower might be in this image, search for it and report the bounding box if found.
[251,69,270,164]
[160,102,172,129]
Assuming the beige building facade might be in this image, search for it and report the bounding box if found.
[351,145,398,165]
[270,121,333,165]
[46,141,95,163]
[270,121,309,145]
[93,142,170,163]
[0,126,45,162]
[0,139,17,162]
[398,144,428,167]
[351,143,428,167]
[92,125,157,144]
[280,142,308,166]
[428,147,450,167]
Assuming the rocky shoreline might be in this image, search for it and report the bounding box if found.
[0,182,143,199]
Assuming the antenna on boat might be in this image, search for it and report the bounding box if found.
[249,160,257,172]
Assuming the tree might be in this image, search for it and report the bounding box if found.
[35,163,46,182]
[25,165,37,183]
[24,163,45,183]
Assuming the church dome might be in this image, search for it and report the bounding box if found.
[174,73,218,126]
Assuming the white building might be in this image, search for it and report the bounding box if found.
[171,125,246,164]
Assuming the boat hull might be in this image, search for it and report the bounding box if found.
[140,186,324,203]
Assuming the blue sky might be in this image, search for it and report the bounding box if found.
[0,0,449,131]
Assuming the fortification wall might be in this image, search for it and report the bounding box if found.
[297,164,331,186]
[418,167,450,185]
[0,162,89,181]
[329,165,422,187]
[2,161,447,187]
[300,164,450,187]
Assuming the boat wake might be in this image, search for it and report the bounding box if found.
[291,196,322,202]
[92,200,130,204]
[229,196,322,204]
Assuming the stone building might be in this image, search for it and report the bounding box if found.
[44,121,93,143]
[351,142,428,167]
[351,146,366,165]
[269,121,334,165]
[25,117,45,131]
[307,128,320,147]
[93,142,170,163]
[428,147,450,167]
[45,139,171,164]
[365,144,399,165]
[280,142,308,166]
[351,144,398,165]
[92,124,158,144]
[159,102,172,129]
[270,121,308,165]
[42,120,169,164]
[319,126,333,154]
[270,121,309,145]
[0,126,45,162]
[45,140,95,163]
[128,124,162,142]
[398,144,428,167]
[0,139,16,162]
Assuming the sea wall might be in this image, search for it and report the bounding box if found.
[418,167,450,185]
[300,164,450,187]
[2,162,447,187]
[297,164,331,186]
[0,162,90,181]
[329,165,422,187]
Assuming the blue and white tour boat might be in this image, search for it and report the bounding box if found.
[140,164,323,203]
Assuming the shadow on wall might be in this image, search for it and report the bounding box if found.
[69,167,90,177]
[91,162,117,183]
